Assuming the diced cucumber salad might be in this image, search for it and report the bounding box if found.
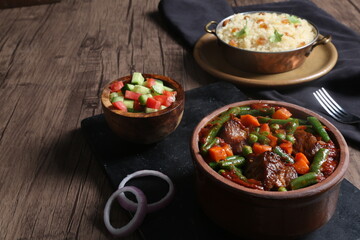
[109,72,177,113]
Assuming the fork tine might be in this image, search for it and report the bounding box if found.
[317,89,346,117]
[320,88,347,116]
[313,91,342,121]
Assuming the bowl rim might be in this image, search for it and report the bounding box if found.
[101,73,185,118]
[191,100,349,199]
[214,11,320,54]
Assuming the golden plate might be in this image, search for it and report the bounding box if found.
[193,34,338,87]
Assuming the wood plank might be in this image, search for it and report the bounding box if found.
[0,0,359,240]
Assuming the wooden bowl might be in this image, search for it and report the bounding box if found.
[101,74,185,144]
[190,100,349,239]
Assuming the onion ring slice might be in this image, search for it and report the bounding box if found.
[118,170,174,213]
[103,186,147,237]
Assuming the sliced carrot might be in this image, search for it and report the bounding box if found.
[260,123,271,133]
[208,146,227,162]
[272,107,292,120]
[293,159,310,175]
[295,152,310,165]
[267,134,278,148]
[279,141,293,154]
[221,143,234,157]
[253,142,272,155]
[240,114,260,127]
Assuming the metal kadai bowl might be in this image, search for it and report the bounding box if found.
[205,12,332,74]
[190,100,349,239]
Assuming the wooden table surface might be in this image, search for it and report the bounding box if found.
[0,0,359,239]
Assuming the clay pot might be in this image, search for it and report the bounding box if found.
[190,100,349,239]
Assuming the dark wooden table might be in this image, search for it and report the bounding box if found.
[0,0,359,239]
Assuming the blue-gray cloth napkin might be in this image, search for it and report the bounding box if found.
[159,0,360,146]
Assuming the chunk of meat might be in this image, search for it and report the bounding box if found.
[218,116,248,154]
[245,151,298,190]
[293,129,319,159]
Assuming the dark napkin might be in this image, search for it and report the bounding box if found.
[81,82,360,240]
[159,0,360,146]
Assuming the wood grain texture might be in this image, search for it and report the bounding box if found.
[0,0,359,240]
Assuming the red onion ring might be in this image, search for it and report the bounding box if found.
[117,170,175,213]
[103,186,147,238]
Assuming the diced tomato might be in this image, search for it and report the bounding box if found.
[133,100,142,111]
[145,78,156,88]
[146,97,161,109]
[112,101,127,111]
[163,90,177,97]
[163,91,176,104]
[110,81,124,92]
[125,90,141,100]
[153,95,173,107]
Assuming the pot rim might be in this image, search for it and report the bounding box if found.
[212,11,320,54]
[101,73,185,119]
[191,100,349,200]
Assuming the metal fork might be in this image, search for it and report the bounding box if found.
[313,88,360,124]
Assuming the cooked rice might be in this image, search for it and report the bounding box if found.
[217,12,317,52]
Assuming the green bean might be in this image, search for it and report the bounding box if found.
[201,107,241,153]
[239,106,251,111]
[258,117,296,125]
[229,164,247,181]
[294,118,308,125]
[273,146,294,164]
[210,107,241,125]
[242,145,253,156]
[290,172,319,190]
[285,134,295,143]
[310,148,330,173]
[307,116,331,142]
[238,107,275,117]
[200,137,220,154]
[275,133,286,142]
[209,156,246,170]
[285,119,299,134]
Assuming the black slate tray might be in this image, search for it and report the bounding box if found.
[81,82,360,240]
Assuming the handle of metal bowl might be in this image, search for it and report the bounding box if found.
[205,21,218,35]
[306,35,332,56]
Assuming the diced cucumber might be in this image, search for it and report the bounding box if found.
[155,79,164,86]
[145,107,158,113]
[160,105,167,110]
[152,84,164,95]
[124,83,135,91]
[111,96,124,103]
[123,99,134,109]
[133,85,151,94]
[138,94,152,105]
[110,92,119,101]
[163,85,174,92]
[131,72,145,85]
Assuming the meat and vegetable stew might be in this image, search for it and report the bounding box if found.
[198,103,339,191]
